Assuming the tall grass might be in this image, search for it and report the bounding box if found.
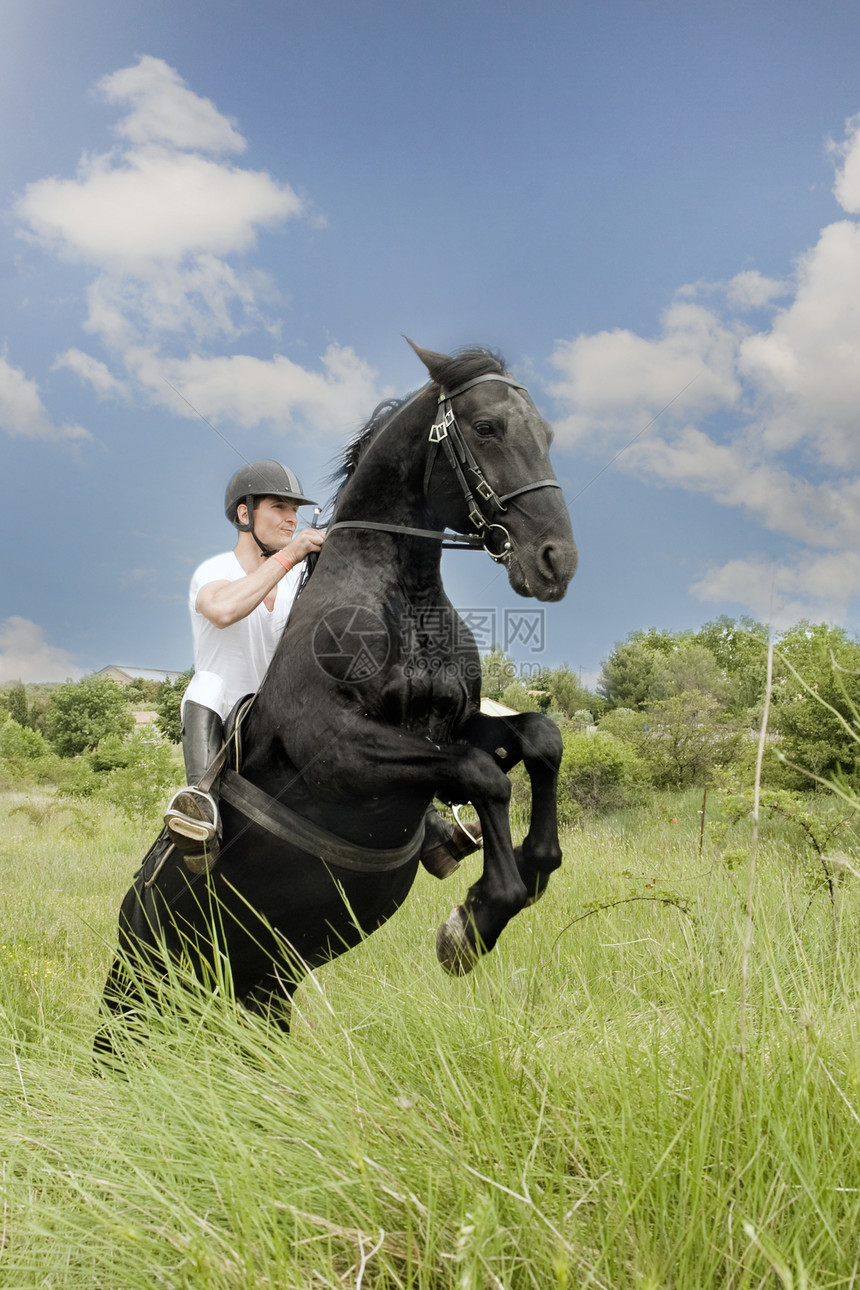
[2,787,860,1287]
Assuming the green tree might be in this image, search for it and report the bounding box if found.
[693,615,769,713]
[156,668,193,744]
[5,681,30,728]
[770,622,860,786]
[653,643,730,705]
[481,648,516,701]
[123,677,162,707]
[598,635,663,709]
[45,675,134,757]
[0,717,58,786]
[27,689,54,736]
[536,664,601,719]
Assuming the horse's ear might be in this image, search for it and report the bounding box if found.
[402,335,450,385]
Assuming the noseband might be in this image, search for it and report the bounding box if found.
[327,373,562,563]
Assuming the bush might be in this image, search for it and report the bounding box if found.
[600,692,743,788]
[0,717,49,761]
[98,726,180,825]
[499,681,541,713]
[558,729,647,820]
[0,717,61,786]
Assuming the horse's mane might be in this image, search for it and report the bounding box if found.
[329,347,506,500]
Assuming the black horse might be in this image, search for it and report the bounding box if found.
[100,342,577,1034]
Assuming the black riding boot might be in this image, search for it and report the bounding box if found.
[164,701,224,874]
[420,804,483,879]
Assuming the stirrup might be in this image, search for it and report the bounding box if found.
[164,787,220,844]
[452,803,481,848]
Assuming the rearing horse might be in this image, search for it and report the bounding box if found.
[101,342,577,1031]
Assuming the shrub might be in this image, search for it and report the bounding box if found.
[600,693,743,788]
[499,681,541,713]
[56,726,181,824]
[97,726,181,825]
[0,717,49,761]
[558,729,647,820]
[0,717,61,786]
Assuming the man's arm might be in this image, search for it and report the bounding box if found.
[196,529,325,628]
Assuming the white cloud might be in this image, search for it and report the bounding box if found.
[548,109,860,626]
[548,300,741,444]
[0,618,82,684]
[99,55,246,154]
[0,355,90,441]
[737,219,860,465]
[692,552,860,628]
[12,57,384,439]
[725,270,787,311]
[146,343,384,434]
[17,145,302,270]
[53,348,128,398]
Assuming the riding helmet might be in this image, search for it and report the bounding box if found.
[224,460,317,528]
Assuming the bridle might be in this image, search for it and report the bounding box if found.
[326,373,562,564]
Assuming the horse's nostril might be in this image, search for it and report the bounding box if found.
[539,541,578,584]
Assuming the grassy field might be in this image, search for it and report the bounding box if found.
[2,786,860,1288]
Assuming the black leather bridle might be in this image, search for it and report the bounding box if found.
[326,373,562,563]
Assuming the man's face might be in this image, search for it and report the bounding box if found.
[240,495,299,550]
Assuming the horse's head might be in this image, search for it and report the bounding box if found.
[408,341,578,603]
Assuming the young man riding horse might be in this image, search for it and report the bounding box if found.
[164,458,482,876]
[164,460,325,868]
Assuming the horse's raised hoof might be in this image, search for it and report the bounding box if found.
[436,905,480,976]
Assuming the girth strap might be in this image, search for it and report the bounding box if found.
[220,768,425,872]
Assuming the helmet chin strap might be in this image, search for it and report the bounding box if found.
[238,495,279,558]
[253,532,278,558]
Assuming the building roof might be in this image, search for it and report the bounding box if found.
[479,697,519,717]
[96,666,186,685]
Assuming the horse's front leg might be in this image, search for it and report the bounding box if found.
[313,728,529,976]
[460,711,564,902]
[434,744,536,975]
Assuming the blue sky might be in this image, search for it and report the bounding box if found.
[3,0,860,686]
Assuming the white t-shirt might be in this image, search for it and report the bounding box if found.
[184,550,302,718]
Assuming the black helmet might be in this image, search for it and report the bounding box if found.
[225,459,317,529]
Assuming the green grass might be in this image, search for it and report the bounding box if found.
[2,787,860,1287]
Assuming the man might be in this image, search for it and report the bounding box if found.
[164,459,324,868]
[165,458,481,876]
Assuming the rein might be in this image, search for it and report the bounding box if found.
[327,373,561,563]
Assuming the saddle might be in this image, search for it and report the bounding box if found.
[145,693,425,889]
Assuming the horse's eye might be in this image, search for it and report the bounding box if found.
[473,421,495,437]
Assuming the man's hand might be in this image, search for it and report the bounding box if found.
[282,525,326,564]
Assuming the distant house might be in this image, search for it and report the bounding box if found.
[96,666,186,687]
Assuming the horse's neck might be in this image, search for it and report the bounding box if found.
[330,406,445,591]
[337,395,435,519]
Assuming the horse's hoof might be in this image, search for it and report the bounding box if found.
[436,906,479,976]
